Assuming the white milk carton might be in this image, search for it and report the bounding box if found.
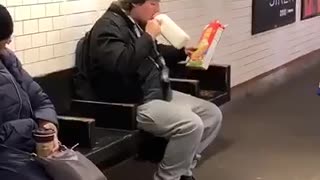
[155,14,190,49]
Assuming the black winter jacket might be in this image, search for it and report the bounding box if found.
[74,3,187,104]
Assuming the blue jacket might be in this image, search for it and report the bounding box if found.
[0,49,56,180]
[0,49,57,126]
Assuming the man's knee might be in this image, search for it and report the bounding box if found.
[203,102,223,127]
[213,104,223,124]
[182,116,205,137]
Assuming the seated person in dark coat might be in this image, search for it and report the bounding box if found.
[0,5,59,180]
[74,1,223,180]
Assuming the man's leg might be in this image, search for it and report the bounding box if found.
[137,100,205,180]
[170,91,223,176]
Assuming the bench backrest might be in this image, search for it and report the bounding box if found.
[34,68,75,115]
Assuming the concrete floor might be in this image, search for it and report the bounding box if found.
[107,49,320,180]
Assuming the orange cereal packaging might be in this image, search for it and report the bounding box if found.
[186,20,226,70]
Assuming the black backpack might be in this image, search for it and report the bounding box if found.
[73,31,97,100]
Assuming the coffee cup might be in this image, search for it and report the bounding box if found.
[33,128,55,157]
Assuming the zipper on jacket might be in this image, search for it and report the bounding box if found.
[26,97,34,118]
[8,75,23,119]
[1,69,23,119]
[148,56,160,70]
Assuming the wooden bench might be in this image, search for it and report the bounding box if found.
[34,63,231,166]
[34,69,140,166]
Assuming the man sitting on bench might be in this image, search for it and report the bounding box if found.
[74,0,223,180]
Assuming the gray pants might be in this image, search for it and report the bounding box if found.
[137,91,223,180]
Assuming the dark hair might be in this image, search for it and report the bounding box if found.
[117,0,147,12]
[117,0,133,12]
[0,5,13,41]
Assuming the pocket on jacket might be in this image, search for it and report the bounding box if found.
[0,119,37,152]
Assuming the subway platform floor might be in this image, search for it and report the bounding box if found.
[107,49,320,180]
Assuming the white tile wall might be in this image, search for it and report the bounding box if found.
[2,0,320,86]
[13,21,23,36]
[23,19,39,34]
[15,35,32,51]
[31,4,46,18]
[45,3,60,17]
[39,45,54,60]
[15,6,31,20]
[23,0,37,5]
[39,17,53,32]
[214,0,320,86]
[7,0,22,6]
[32,33,47,47]
[0,0,6,6]
[24,48,40,63]
[46,30,60,45]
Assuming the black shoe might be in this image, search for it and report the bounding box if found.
[180,175,195,180]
